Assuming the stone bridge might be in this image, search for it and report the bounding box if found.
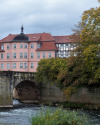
[0,71,65,107]
[0,71,40,107]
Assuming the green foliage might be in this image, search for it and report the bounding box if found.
[63,86,77,101]
[30,106,92,125]
[36,58,67,87]
[80,7,100,47]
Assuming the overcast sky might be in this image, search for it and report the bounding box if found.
[0,0,99,39]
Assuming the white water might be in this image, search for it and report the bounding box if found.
[0,100,99,125]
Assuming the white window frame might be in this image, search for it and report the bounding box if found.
[1,45,4,50]
[20,63,23,68]
[60,44,64,49]
[43,52,46,58]
[20,44,23,48]
[1,53,3,59]
[48,52,51,58]
[13,63,16,69]
[13,53,16,59]
[20,53,23,58]
[60,52,64,58]
[7,53,10,59]
[31,44,34,48]
[66,43,68,48]
[24,53,27,58]
[37,52,40,58]
[31,53,34,58]
[7,45,10,49]
[1,63,4,69]
[31,63,34,69]
[65,52,69,57]
[13,44,16,49]
[24,44,27,48]
[24,63,27,69]
[7,63,10,69]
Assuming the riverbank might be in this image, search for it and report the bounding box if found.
[40,101,100,110]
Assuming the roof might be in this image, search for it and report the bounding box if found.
[37,41,58,51]
[0,33,42,42]
[12,33,29,41]
[39,33,54,41]
[53,35,75,43]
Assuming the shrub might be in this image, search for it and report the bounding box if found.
[29,106,93,125]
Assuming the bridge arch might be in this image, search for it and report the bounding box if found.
[13,80,40,102]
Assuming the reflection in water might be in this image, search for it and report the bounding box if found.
[0,100,99,125]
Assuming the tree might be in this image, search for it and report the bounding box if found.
[58,7,100,88]
[36,58,67,88]
[80,7,100,47]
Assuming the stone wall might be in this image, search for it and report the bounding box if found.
[40,84,100,104]
[70,87,100,104]
[0,75,13,107]
[40,83,66,103]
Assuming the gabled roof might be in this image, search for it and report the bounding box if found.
[37,41,58,51]
[39,33,54,41]
[53,35,75,43]
[0,33,42,42]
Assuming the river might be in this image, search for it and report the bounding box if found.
[0,100,100,125]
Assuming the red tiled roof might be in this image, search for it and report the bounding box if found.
[37,41,58,51]
[39,33,54,41]
[53,36,75,43]
[0,33,42,42]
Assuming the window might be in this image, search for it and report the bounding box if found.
[1,45,4,50]
[1,53,3,59]
[20,44,23,48]
[65,52,69,57]
[7,45,10,49]
[24,63,27,69]
[60,44,63,49]
[37,63,39,67]
[31,63,34,68]
[13,53,16,58]
[31,53,34,58]
[60,52,64,58]
[24,53,27,58]
[31,44,34,48]
[66,43,68,48]
[24,44,27,48]
[37,52,40,58]
[37,43,41,48]
[48,52,51,58]
[13,63,16,69]
[20,53,23,58]
[7,63,10,69]
[43,52,46,58]
[13,44,16,49]
[7,53,10,59]
[20,63,23,68]
[1,63,4,69]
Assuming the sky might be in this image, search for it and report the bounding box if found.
[0,0,99,39]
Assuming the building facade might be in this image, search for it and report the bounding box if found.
[0,26,76,72]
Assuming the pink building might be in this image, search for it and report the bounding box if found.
[0,26,58,72]
[0,26,77,72]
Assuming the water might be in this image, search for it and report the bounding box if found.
[0,100,99,125]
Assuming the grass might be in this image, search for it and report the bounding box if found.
[29,106,93,125]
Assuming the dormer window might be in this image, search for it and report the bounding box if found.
[37,43,41,48]
[1,45,4,50]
